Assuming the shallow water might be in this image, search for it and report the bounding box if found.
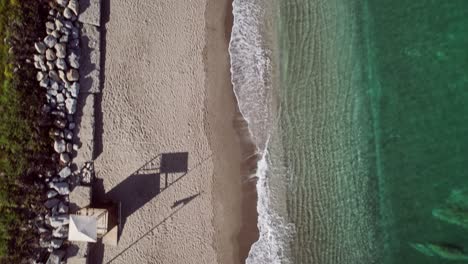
[230,0,468,263]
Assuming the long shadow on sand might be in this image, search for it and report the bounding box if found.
[92,152,190,233]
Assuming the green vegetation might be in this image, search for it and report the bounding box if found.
[0,0,51,262]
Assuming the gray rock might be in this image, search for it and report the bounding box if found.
[58,70,67,83]
[54,139,66,153]
[47,61,56,71]
[47,89,58,97]
[40,238,51,248]
[68,0,79,15]
[37,71,46,81]
[40,77,50,88]
[49,182,70,195]
[44,35,57,48]
[33,54,44,62]
[56,0,69,7]
[54,43,66,58]
[70,82,79,97]
[54,118,67,129]
[35,42,47,54]
[56,93,65,103]
[69,38,79,49]
[47,190,58,199]
[44,198,60,209]
[59,35,69,43]
[60,153,70,164]
[34,61,41,70]
[63,20,73,29]
[60,26,70,36]
[55,19,64,30]
[65,98,77,114]
[66,142,73,153]
[68,51,79,69]
[58,167,71,178]
[52,226,68,238]
[69,122,76,130]
[71,26,79,39]
[46,21,55,31]
[51,81,60,90]
[49,70,60,82]
[46,249,65,264]
[57,202,68,214]
[50,239,63,249]
[66,69,79,81]
[64,129,73,141]
[63,7,74,20]
[46,49,56,61]
[56,58,67,70]
[51,30,61,39]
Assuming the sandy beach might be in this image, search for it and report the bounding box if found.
[90,0,257,263]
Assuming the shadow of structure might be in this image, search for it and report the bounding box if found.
[89,152,190,263]
[94,0,111,159]
[92,152,189,232]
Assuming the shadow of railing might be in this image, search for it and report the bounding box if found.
[105,192,201,263]
[92,152,189,233]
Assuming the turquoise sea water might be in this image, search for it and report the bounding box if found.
[231,0,468,263]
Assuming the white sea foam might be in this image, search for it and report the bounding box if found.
[229,0,293,263]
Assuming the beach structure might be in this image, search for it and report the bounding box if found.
[68,206,119,246]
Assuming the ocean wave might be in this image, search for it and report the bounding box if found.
[229,0,293,263]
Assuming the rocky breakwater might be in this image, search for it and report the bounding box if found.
[31,0,83,263]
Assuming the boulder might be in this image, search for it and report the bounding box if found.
[59,35,69,43]
[51,81,60,90]
[54,118,67,129]
[55,19,64,30]
[69,38,79,49]
[58,70,67,83]
[37,71,46,81]
[71,26,79,39]
[44,35,57,48]
[56,0,69,7]
[56,93,65,103]
[54,139,66,153]
[47,190,58,199]
[49,70,60,82]
[60,153,70,164]
[63,7,74,20]
[39,77,49,88]
[51,30,61,39]
[52,226,68,238]
[57,202,68,214]
[46,21,55,31]
[50,238,63,249]
[55,43,67,59]
[66,69,79,81]
[65,98,77,114]
[70,82,79,97]
[68,0,79,15]
[45,49,56,61]
[56,58,67,71]
[64,129,73,141]
[33,54,44,62]
[44,198,60,209]
[58,167,71,178]
[68,51,79,69]
[60,26,70,36]
[49,182,70,195]
[46,249,65,264]
[35,41,47,54]
[63,20,73,29]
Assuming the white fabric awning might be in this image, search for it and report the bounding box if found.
[68,214,97,242]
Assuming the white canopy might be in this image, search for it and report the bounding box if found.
[68,214,97,242]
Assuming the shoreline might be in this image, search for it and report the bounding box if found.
[204,0,259,263]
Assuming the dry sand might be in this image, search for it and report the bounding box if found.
[91,0,258,263]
